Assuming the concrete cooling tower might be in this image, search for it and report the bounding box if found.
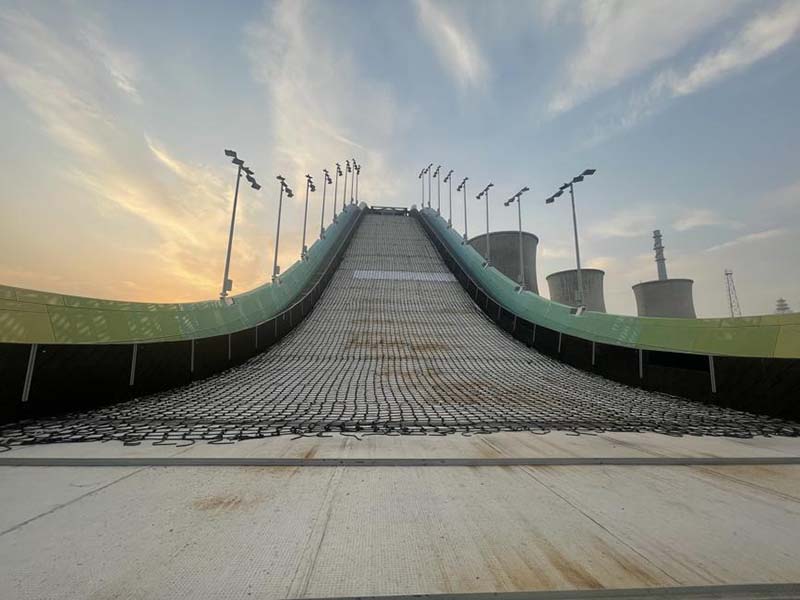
[546,268,606,313]
[469,231,539,293]
[632,230,697,318]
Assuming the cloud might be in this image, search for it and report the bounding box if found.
[245,0,406,208]
[590,1,800,145]
[549,0,736,114]
[673,208,740,231]
[588,207,657,239]
[414,0,489,90]
[704,228,788,253]
[0,8,267,301]
[668,1,800,98]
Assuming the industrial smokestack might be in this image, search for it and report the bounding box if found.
[632,227,696,318]
[653,230,667,281]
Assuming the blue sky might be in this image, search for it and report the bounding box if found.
[1,0,799,316]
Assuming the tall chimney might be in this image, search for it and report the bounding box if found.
[653,229,667,281]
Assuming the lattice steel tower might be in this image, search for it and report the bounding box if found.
[724,269,741,318]
[776,298,792,314]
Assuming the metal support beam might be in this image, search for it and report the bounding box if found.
[21,343,37,403]
[129,343,138,386]
[709,355,717,393]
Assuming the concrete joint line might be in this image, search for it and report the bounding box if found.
[2,457,799,468]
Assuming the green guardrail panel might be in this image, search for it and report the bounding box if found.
[420,207,800,359]
[774,325,800,359]
[0,310,55,343]
[0,206,360,344]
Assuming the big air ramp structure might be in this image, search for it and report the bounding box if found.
[1,205,800,444]
[2,205,800,600]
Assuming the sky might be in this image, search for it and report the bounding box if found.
[1,0,799,317]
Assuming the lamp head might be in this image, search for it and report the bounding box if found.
[224,149,237,158]
[572,175,584,183]
[581,168,596,176]
[232,158,244,166]
[276,175,285,182]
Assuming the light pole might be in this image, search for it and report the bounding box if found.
[342,160,350,213]
[418,167,426,207]
[273,175,293,282]
[433,165,441,214]
[320,169,332,237]
[546,168,596,306]
[504,186,531,290]
[333,163,342,222]
[476,183,494,265]
[444,169,453,227]
[301,174,316,260]
[426,162,433,208]
[350,158,358,204]
[220,149,260,300]
[354,163,361,204]
[457,177,468,241]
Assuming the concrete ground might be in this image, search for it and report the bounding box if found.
[1,432,799,599]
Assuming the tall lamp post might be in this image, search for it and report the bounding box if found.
[334,163,342,222]
[220,149,260,300]
[426,162,433,208]
[354,163,361,203]
[301,174,316,259]
[342,160,350,213]
[433,165,441,214]
[350,158,358,204]
[476,183,494,265]
[457,176,468,241]
[273,175,294,282]
[444,169,453,227]
[504,186,531,290]
[418,167,426,207]
[320,169,332,237]
[545,169,596,306]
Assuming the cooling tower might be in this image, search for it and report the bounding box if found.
[633,279,696,318]
[632,230,697,318]
[546,268,606,313]
[468,231,539,293]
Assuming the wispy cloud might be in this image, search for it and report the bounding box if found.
[705,227,788,253]
[673,208,740,232]
[590,1,800,144]
[549,0,736,114]
[414,0,489,91]
[245,0,406,209]
[588,207,657,239]
[0,7,265,300]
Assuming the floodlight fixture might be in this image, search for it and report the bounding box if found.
[301,175,315,259]
[545,168,599,306]
[220,149,260,299]
[503,185,532,289]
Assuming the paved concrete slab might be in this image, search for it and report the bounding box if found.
[1,464,798,599]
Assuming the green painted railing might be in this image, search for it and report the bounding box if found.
[0,205,362,345]
[420,207,800,359]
